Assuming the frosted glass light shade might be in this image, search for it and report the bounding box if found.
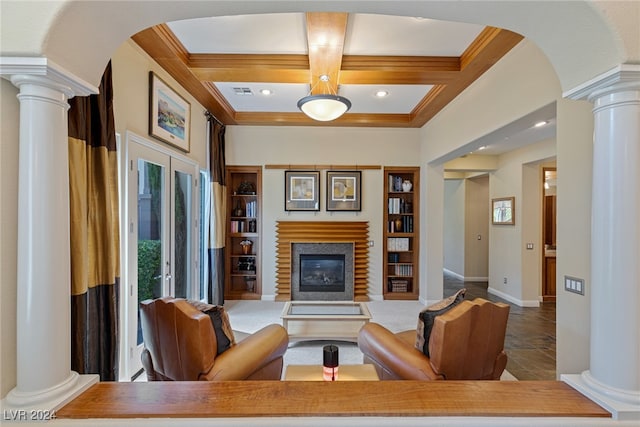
[297,94,351,121]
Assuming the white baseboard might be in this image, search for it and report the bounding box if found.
[488,287,540,307]
[443,269,488,282]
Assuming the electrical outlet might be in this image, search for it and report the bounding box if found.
[368,240,374,247]
[503,277,507,284]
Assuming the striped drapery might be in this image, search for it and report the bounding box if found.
[67,61,120,381]
[206,114,227,305]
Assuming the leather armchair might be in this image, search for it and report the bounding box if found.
[140,297,289,381]
[358,298,510,380]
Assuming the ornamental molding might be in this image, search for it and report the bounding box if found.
[0,56,98,97]
[564,64,640,101]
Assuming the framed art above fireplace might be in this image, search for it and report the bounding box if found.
[284,170,320,211]
[326,170,361,211]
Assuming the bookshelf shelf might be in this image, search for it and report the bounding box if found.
[225,166,262,300]
[383,167,419,300]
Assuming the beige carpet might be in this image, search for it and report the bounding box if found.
[225,300,517,381]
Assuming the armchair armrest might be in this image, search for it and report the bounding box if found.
[202,324,289,381]
[358,323,443,380]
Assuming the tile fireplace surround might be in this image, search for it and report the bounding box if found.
[291,242,354,301]
[275,221,370,301]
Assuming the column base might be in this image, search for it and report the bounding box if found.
[563,372,640,420]
[1,372,98,418]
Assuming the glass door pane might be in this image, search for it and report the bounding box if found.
[172,169,192,299]
[136,159,166,345]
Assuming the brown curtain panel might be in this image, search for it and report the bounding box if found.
[206,114,226,305]
[68,61,120,381]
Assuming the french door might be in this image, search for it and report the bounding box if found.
[124,133,199,379]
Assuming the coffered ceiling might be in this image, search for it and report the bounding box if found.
[132,12,523,127]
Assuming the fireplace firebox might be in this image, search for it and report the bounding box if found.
[299,254,346,293]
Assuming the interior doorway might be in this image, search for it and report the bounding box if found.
[542,167,557,302]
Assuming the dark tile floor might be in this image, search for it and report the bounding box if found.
[444,273,557,381]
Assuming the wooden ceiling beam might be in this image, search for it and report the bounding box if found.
[234,111,413,128]
[132,22,522,128]
[305,12,348,94]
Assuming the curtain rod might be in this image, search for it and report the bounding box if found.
[204,111,223,126]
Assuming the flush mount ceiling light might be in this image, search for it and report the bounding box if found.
[297,75,351,122]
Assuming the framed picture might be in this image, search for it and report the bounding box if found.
[326,170,361,211]
[492,197,515,225]
[149,72,191,152]
[284,171,320,211]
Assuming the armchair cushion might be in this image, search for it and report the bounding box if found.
[415,288,465,356]
[188,300,235,354]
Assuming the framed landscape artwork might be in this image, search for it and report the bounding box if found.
[326,170,361,211]
[149,72,191,152]
[284,171,320,211]
[492,197,515,225]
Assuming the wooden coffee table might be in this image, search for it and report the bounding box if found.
[283,364,379,381]
[281,301,372,342]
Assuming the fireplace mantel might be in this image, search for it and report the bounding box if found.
[275,221,369,301]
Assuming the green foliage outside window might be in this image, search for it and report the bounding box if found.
[138,239,162,302]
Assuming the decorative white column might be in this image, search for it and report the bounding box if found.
[563,65,640,420]
[0,58,98,414]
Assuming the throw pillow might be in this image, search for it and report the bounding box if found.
[188,300,236,355]
[415,288,466,357]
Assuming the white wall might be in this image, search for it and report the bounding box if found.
[443,179,465,276]
[0,78,19,398]
[225,125,422,299]
[555,98,594,377]
[489,139,555,306]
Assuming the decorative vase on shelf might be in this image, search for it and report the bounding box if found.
[240,239,253,255]
[234,200,245,217]
[402,180,413,192]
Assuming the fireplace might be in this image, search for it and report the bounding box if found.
[299,254,346,293]
[291,242,354,301]
[275,221,369,301]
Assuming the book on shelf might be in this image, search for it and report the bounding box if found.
[230,220,245,233]
[391,263,413,276]
[387,237,409,251]
[388,278,409,293]
[387,197,412,214]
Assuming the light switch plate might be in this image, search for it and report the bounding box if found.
[565,276,585,295]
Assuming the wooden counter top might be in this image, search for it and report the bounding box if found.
[56,380,610,419]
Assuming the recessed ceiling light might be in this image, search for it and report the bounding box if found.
[260,89,273,96]
[375,90,389,98]
[534,120,548,127]
[478,146,487,151]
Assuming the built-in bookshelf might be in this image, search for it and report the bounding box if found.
[383,167,419,300]
[225,166,261,299]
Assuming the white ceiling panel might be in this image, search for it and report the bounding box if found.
[215,82,309,112]
[167,13,308,54]
[345,14,484,56]
[338,84,434,114]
